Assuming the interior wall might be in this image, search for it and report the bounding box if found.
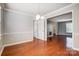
[44,4,73,40]
[45,4,79,50]
[2,9,34,45]
[47,13,72,37]
[47,20,56,37]
[0,5,4,55]
[0,4,79,51]
[73,4,79,50]
[0,7,1,35]
[52,13,72,35]
[47,21,53,36]
[0,6,2,54]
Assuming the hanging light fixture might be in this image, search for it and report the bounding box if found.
[41,16,45,19]
[36,14,40,20]
[35,3,44,20]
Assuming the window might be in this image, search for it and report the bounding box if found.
[66,22,72,33]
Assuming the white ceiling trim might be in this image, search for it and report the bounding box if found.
[4,8,34,17]
[56,19,72,22]
[44,4,75,19]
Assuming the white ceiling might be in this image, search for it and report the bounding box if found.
[5,3,71,16]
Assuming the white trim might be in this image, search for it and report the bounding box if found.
[74,33,79,35]
[3,39,32,47]
[44,4,75,51]
[56,19,72,22]
[4,8,34,17]
[0,39,33,56]
[2,32,33,35]
[57,34,72,36]
[44,4,75,43]
[44,4,75,18]
[72,33,79,51]
[0,46,4,56]
[72,48,79,51]
[71,9,74,52]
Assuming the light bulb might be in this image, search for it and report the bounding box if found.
[41,16,45,19]
[36,14,40,20]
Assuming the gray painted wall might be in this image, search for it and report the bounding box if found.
[47,20,54,36]
[2,9,34,45]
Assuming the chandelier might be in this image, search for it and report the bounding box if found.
[35,3,44,20]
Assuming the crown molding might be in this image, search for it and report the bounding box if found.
[4,8,35,17]
[44,4,76,18]
[56,19,72,22]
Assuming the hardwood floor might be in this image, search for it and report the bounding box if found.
[1,35,79,56]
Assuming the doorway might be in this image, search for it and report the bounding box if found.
[47,12,73,49]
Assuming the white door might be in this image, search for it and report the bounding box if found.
[33,19,45,40]
[33,20,38,38]
[38,19,45,40]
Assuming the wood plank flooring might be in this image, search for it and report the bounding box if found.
[1,35,79,56]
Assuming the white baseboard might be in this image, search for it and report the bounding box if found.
[4,39,33,47]
[0,46,5,56]
[0,39,33,56]
[72,47,79,51]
